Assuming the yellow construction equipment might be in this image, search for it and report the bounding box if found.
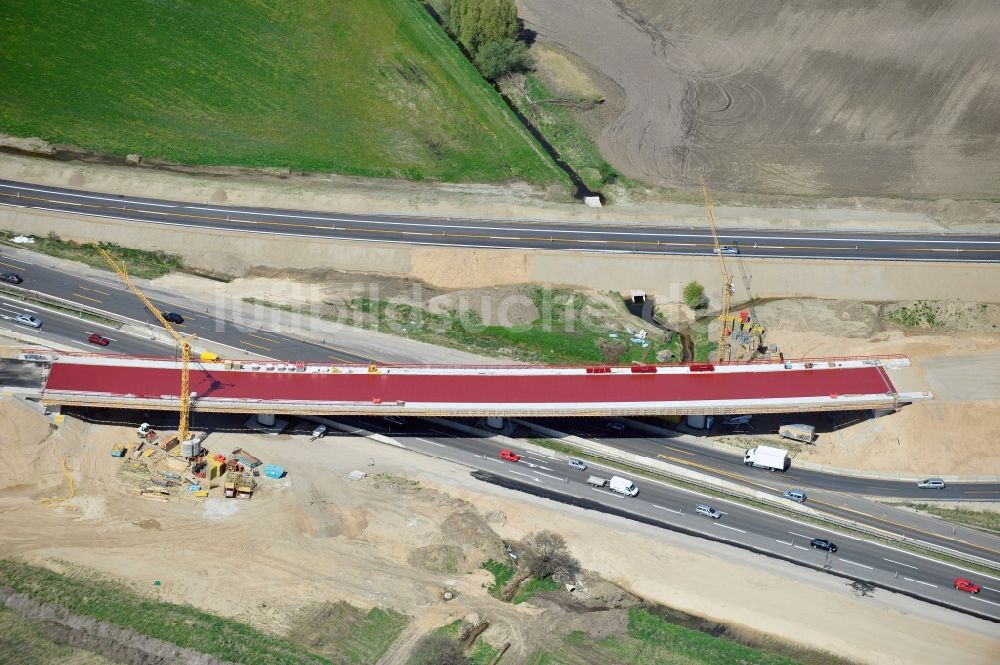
[700,177,735,363]
[98,247,195,443]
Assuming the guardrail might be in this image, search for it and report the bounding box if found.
[511,418,1000,572]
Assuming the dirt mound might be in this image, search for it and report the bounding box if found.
[0,398,58,492]
[883,301,1000,333]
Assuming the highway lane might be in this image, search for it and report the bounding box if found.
[0,293,172,358]
[357,423,1000,621]
[339,416,1000,564]
[3,179,1000,262]
[0,250,375,364]
[541,417,1000,500]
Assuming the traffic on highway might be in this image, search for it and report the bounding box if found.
[334,415,1000,622]
[3,179,1000,262]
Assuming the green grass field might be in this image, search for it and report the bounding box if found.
[526,608,806,665]
[0,0,565,185]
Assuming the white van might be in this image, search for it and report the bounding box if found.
[608,476,638,497]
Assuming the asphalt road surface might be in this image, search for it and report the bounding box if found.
[330,417,1000,622]
[0,251,374,364]
[3,179,999,262]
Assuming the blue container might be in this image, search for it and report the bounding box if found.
[262,464,285,479]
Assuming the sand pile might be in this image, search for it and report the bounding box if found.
[0,397,58,492]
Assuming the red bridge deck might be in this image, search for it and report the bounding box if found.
[40,356,907,417]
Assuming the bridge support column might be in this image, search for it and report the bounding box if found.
[486,416,504,429]
[256,413,276,427]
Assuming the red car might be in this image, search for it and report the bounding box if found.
[498,449,521,462]
[87,333,110,346]
[954,578,981,594]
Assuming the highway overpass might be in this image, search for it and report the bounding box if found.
[38,352,926,417]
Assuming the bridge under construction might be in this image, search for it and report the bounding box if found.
[37,353,927,417]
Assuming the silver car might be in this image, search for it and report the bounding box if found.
[15,314,42,329]
[714,245,739,255]
[917,478,946,489]
[567,458,588,471]
[696,504,722,519]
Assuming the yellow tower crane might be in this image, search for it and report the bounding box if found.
[700,177,735,363]
[99,248,195,443]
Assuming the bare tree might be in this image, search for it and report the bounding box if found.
[524,530,581,583]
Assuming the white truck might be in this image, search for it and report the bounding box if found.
[743,445,789,472]
[608,475,639,496]
[779,423,815,443]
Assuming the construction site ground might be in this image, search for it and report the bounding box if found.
[1,397,998,665]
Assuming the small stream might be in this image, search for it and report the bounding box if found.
[624,297,693,363]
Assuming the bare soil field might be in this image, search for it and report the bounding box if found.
[519,0,1000,199]
[2,398,998,664]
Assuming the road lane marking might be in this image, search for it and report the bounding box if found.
[970,596,1000,608]
[789,531,811,539]
[715,523,746,533]
[775,539,792,546]
[535,471,565,481]
[0,260,27,270]
[414,437,447,448]
[903,577,938,588]
[793,545,809,551]
[240,339,271,351]
[840,559,874,570]
[79,286,111,295]
[249,332,282,344]
[652,504,683,515]
[662,445,694,455]
[508,470,539,482]
[982,586,1000,593]
[883,558,918,570]
[72,292,102,303]
[658,455,780,492]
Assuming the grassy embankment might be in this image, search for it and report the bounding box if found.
[0,560,407,665]
[525,607,809,665]
[247,287,677,364]
[1,230,182,279]
[0,0,565,186]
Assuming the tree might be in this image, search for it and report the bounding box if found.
[451,0,518,54]
[524,530,581,583]
[407,634,469,665]
[474,38,532,80]
[683,281,706,309]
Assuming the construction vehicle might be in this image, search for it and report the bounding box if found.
[99,248,195,445]
[111,445,127,458]
[700,178,735,363]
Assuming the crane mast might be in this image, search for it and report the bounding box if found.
[98,248,194,442]
[700,177,735,363]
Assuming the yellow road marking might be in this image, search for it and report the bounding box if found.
[663,445,695,456]
[240,339,271,351]
[248,332,281,344]
[658,455,780,492]
[79,285,111,295]
[0,260,27,270]
[72,292,102,304]
[811,498,1000,557]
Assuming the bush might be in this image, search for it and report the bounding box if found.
[475,38,532,80]
[683,281,706,309]
[407,633,469,665]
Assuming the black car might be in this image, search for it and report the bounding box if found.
[162,312,184,324]
[1,272,23,284]
[810,538,838,553]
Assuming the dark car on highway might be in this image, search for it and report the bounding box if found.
[1,272,23,284]
[810,538,838,553]
[162,312,184,324]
